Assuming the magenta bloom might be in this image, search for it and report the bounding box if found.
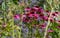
[33,14,39,19]
[56,20,60,24]
[41,25,46,29]
[25,7,31,12]
[57,26,60,29]
[28,14,34,18]
[32,6,39,11]
[23,18,31,23]
[48,29,54,33]
[50,18,54,22]
[52,13,56,16]
[2,23,7,27]
[40,24,46,29]
[38,7,44,13]
[22,14,26,18]
[30,8,36,13]
[14,14,20,20]
[43,16,48,21]
[55,12,58,14]
[58,20,60,22]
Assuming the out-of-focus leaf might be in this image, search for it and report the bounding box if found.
[2,2,6,11]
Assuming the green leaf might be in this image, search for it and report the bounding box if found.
[2,2,6,11]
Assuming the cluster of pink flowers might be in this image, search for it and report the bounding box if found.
[14,14,21,20]
[14,6,60,33]
[22,6,60,24]
[22,6,44,22]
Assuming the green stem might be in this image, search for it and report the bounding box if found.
[43,0,54,38]
[12,27,14,38]
[12,14,15,38]
[9,10,15,38]
[11,19,15,38]
[18,19,22,38]
[43,20,50,38]
[18,27,21,38]
[17,26,21,38]
[43,8,54,38]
